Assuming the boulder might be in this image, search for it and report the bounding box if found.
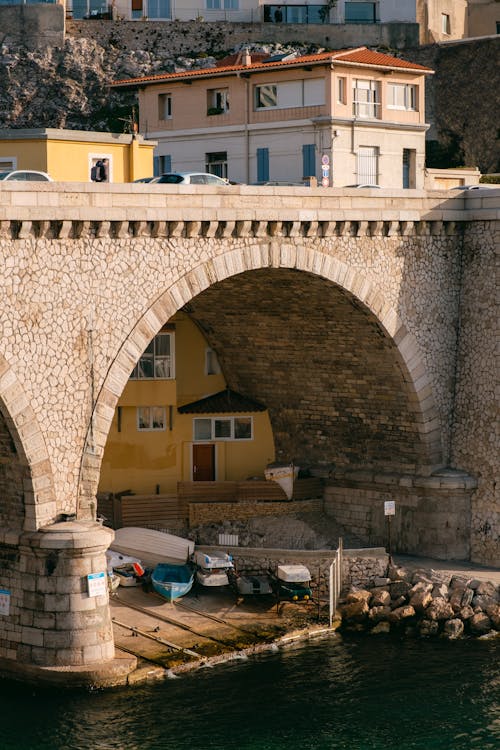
[458,605,475,621]
[388,605,416,623]
[370,588,391,607]
[469,613,492,635]
[391,595,407,609]
[485,604,500,630]
[419,619,440,637]
[373,577,391,587]
[432,583,450,599]
[370,621,391,635]
[390,581,411,598]
[472,594,498,611]
[443,618,464,639]
[340,600,369,623]
[426,599,455,621]
[346,589,372,604]
[475,581,498,599]
[410,581,433,596]
[369,605,392,623]
[409,590,433,613]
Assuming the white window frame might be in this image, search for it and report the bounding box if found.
[137,406,167,431]
[337,77,346,104]
[0,156,17,172]
[158,93,172,120]
[207,87,230,114]
[353,79,380,119]
[387,83,417,111]
[441,13,450,34]
[130,332,175,380]
[255,83,278,109]
[89,153,112,183]
[193,416,253,442]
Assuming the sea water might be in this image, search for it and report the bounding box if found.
[0,633,498,750]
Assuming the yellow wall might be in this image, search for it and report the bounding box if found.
[0,131,155,182]
[98,312,275,494]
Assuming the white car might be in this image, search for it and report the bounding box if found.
[0,169,53,181]
[152,172,229,185]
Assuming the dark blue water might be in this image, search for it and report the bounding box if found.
[0,634,498,750]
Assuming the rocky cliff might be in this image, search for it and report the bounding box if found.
[0,22,498,173]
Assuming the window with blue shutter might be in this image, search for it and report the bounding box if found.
[153,156,160,176]
[257,147,269,183]
[302,144,316,178]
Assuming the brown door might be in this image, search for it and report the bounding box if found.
[193,444,215,481]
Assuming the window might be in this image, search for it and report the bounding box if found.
[207,88,229,115]
[263,5,328,23]
[193,416,253,441]
[158,93,172,120]
[302,144,316,178]
[0,158,16,171]
[154,154,172,176]
[257,147,270,183]
[137,406,166,431]
[224,0,239,8]
[206,0,220,7]
[357,146,379,185]
[255,84,278,109]
[441,13,450,34]
[205,152,228,179]
[402,148,416,189]
[353,79,379,118]
[206,348,221,375]
[130,332,174,379]
[345,1,376,23]
[147,0,171,18]
[337,77,346,104]
[387,83,417,111]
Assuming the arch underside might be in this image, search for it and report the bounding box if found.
[84,262,444,510]
[183,269,434,474]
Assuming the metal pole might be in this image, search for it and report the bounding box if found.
[388,515,393,565]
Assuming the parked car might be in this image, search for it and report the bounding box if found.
[0,170,53,181]
[153,172,229,185]
[133,176,157,183]
[343,183,381,189]
[449,184,496,190]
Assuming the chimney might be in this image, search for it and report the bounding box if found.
[241,48,252,66]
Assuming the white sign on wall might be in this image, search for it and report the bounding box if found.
[87,572,107,598]
[384,500,396,516]
[0,589,11,616]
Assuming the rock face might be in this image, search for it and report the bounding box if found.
[339,564,500,640]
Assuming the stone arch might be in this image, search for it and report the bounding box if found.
[78,245,443,512]
[0,355,55,532]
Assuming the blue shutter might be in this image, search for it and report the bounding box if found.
[302,144,316,178]
[163,154,172,173]
[256,147,269,183]
[153,156,160,176]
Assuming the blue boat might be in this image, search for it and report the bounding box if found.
[151,563,194,602]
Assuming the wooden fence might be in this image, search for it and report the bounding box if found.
[97,477,324,530]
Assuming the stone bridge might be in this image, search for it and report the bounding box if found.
[0,183,497,685]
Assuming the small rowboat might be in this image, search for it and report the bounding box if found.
[264,462,300,500]
[152,562,194,602]
[193,550,234,587]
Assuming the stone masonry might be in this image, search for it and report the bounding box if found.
[0,182,497,683]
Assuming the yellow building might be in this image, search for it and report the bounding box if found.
[98,312,276,495]
[0,128,156,182]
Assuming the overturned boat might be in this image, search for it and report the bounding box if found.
[264,462,299,500]
[110,527,195,566]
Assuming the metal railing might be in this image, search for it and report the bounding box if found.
[329,537,343,627]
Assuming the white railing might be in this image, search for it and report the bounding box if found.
[329,537,343,627]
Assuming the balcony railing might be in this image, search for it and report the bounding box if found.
[352,101,381,119]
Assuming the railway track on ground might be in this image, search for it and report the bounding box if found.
[112,592,261,647]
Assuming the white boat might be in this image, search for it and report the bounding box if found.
[110,527,195,566]
[106,550,142,572]
[264,462,300,500]
[235,574,272,595]
[193,550,234,587]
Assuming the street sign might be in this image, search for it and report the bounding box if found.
[0,589,10,616]
[384,500,396,516]
[87,571,107,598]
[321,154,330,166]
[322,176,329,187]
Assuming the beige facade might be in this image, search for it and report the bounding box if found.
[417,0,468,43]
[467,0,499,37]
[114,48,432,188]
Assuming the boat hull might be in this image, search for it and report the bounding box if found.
[110,527,195,566]
[196,569,229,587]
[152,563,194,602]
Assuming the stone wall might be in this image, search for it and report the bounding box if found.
[0,5,64,50]
[66,19,418,54]
[189,498,323,526]
[324,470,475,560]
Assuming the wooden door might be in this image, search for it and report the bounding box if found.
[192,444,215,481]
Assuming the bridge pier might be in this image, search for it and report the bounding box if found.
[0,521,135,688]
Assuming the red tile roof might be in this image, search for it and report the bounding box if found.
[111,47,434,87]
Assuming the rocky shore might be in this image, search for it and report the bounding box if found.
[339,563,500,640]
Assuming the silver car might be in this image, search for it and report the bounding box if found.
[0,170,53,181]
[152,172,229,185]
